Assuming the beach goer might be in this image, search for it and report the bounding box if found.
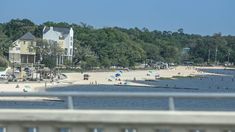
[133,77,136,81]
[15,84,20,88]
[23,89,27,92]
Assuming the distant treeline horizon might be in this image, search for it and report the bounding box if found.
[0,18,235,69]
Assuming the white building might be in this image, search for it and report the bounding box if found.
[43,26,73,64]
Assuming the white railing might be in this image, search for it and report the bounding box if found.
[0,92,235,132]
[1,92,235,110]
[0,109,235,132]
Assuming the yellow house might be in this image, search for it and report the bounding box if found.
[9,32,36,64]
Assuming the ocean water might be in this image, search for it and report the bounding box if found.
[1,68,235,111]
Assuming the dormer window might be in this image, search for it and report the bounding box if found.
[59,36,64,40]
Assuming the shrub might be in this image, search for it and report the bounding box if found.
[0,56,8,68]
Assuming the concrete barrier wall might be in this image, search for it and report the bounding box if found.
[0,110,235,132]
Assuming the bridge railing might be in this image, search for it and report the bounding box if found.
[1,92,235,110]
[0,92,235,132]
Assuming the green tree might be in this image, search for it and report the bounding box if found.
[36,39,64,69]
[1,18,235,68]
[3,19,36,40]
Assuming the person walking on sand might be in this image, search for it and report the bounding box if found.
[133,77,136,81]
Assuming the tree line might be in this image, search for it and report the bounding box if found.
[0,19,235,69]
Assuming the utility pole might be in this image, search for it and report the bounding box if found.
[228,50,230,63]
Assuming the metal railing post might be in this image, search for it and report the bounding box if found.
[67,96,74,110]
[45,81,47,89]
[169,97,175,111]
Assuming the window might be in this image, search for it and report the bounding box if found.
[16,47,20,51]
[70,42,73,46]
[21,55,27,63]
[29,47,33,52]
[90,128,103,132]
[123,128,137,132]
[27,127,38,132]
[189,129,205,132]
[59,128,71,132]
[23,41,26,44]
[0,128,6,132]
[70,49,72,55]
[59,36,64,40]
[70,36,73,40]
[156,129,171,132]
[224,130,235,132]
[28,55,35,63]
[65,48,68,55]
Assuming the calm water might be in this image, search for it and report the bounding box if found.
[1,68,235,111]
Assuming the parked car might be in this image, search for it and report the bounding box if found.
[0,74,8,79]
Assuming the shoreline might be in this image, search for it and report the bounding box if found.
[0,66,232,93]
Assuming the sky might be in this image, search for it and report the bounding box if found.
[0,0,235,35]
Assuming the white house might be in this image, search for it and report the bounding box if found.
[43,26,74,64]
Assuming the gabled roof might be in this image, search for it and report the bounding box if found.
[19,32,36,41]
[43,26,70,35]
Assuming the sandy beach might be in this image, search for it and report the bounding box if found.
[62,66,198,85]
[61,66,220,86]
[0,66,230,93]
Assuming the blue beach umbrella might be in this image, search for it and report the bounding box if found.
[115,73,121,77]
